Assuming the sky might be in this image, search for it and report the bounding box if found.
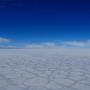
[0,0,90,48]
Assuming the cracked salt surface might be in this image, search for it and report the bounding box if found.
[0,48,90,90]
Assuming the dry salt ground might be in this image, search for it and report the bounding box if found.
[0,48,90,90]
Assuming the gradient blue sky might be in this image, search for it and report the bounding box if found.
[0,0,90,48]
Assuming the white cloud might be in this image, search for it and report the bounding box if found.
[25,42,57,49]
[43,42,56,47]
[0,37,10,43]
[7,46,16,49]
[0,45,16,49]
[25,44,44,48]
[62,40,90,48]
[63,41,85,47]
[24,39,90,49]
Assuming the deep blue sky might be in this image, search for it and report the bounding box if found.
[0,0,90,47]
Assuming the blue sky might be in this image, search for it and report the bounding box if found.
[0,0,90,48]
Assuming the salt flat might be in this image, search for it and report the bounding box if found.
[0,48,90,90]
